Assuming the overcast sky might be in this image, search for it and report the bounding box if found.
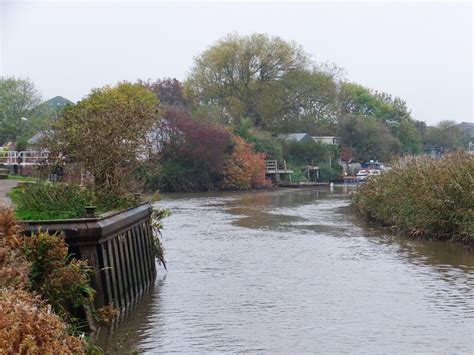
[1,0,472,125]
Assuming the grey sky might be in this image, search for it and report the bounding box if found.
[1,0,472,125]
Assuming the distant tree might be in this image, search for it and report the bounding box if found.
[46,82,160,199]
[187,33,339,130]
[234,118,283,161]
[27,97,74,138]
[0,77,41,144]
[337,82,420,155]
[260,69,339,133]
[140,78,190,108]
[282,140,337,166]
[423,121,470,151]
[414,120,427,140]
[395,118,421,155]
[338,115,401,161]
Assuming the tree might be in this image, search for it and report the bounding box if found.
[0,77,41,144]
[337,82,420,155]
[423,121,470,151]
[46,82,160,199]
[187,33,340,130]
[140,78,190,108]
[260,69,339,133]
[395,118,421,155]
[338,115,401,161]
[282,139,337,166]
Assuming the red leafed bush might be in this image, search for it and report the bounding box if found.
[147,109,233,191]
[163,109,232,172]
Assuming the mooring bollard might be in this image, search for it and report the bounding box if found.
[84,205,97,218]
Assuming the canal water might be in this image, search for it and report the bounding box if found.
[96,186,474,353]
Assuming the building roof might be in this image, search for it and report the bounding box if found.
[277,133,312,142]
[28,131,48,145]
[44,96,74,108]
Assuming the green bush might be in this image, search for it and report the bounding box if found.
[234,119,283,161]
[319,163,341,182]
[351,152,474,244]
[283,140,338,166]
[144,160,209,192]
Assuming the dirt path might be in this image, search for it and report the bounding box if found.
[0,180,18,205]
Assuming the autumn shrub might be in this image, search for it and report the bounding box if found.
[146,109,233,191]
[0,208,30,289]
[221,136,272,190]
[0,289,86,354]
[20,230,95,324]
[0,207,90,354]
[96,304,120,325]
[146,109,272,191]
[351,152,474,244]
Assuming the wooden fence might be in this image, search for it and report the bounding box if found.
[22,203,157,309]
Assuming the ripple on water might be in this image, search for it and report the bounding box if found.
[96,187,474,354]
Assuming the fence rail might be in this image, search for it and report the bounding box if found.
[0,150,49,166]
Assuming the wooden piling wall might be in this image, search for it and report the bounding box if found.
[22,203,157,309]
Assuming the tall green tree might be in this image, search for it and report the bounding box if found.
[187,33,338,131]
[338,115,401,161]
[0,77,41,144]
[337,82,420,155]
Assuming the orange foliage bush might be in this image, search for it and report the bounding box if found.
[0,208,29,289]
[222,136,272,190]
[0,207,88,354]
[0,289,86,354]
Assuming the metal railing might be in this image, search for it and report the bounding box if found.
[0,150,49,165]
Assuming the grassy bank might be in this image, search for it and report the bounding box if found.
[351,152,474,245]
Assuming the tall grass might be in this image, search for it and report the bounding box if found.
[9,183,137,220]
[351,152,474,244]
[9,183,95,220]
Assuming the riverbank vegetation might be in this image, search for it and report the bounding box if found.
[351,152,474,244]
[0,208,93,353]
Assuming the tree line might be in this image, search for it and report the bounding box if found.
[0,33,471,191]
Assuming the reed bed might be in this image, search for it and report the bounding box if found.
[351,152,474,244]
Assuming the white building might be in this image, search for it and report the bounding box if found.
[312,136,341,145]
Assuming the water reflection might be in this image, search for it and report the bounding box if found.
[93,277,166,354]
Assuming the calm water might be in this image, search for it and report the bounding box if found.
[96,186,474,353]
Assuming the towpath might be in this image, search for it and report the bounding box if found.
[0,180,17,205]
